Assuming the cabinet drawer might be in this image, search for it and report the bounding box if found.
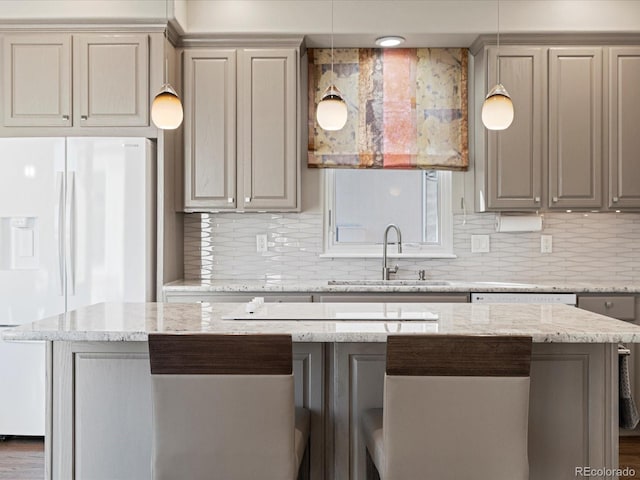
[165,293,312,303]
[578,296,636,321]
[315,294,469,303]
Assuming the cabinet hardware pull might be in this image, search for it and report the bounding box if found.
[552,196,558,203]
[81,115,88,120]
[605,301,614,308]
[245,197,251,203]
[227,197,234,203]
[613,197,619,203]
[534,197,540,203]
[62,115,70,120]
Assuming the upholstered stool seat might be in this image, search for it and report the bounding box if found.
[362,335,532,480]
[149,334,310,480]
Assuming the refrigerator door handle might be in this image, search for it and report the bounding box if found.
[56,172,65,296]
[66,172,76,296]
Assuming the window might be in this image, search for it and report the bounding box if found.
[323,169,454,257]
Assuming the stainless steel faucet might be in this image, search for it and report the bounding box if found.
[382,224,402,280]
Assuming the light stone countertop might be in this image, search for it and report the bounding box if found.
[4,301,640,343]
[163,279,640,294]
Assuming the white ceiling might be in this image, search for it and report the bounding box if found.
[1,0,640,47]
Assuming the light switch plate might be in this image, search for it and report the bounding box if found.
[256,234,268,253]
[471,234,490,253]
[541,235,553,253]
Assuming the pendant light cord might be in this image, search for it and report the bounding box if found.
[330,0,335,85]
[496,0,500,84]
[164,0,168,84]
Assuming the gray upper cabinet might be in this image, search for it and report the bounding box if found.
[183,49,237,210]
[2,33,150,129]
[3,34,72,127]
[483,46,544,210]
[74,34,149,127]
[183,46,300,213]
[608,47,640,209]
[548,47,603,210]
[238,49,298,211]
[475,41,639,212]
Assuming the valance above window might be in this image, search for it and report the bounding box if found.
[308,48,468,171]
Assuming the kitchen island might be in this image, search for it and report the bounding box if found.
[5,301,640,480]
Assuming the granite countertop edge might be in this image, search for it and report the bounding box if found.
[5,330,640,343]
[163,280,640,294]
[5,302,640,344]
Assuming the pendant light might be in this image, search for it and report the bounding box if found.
[316,0,348,131]
[151,0,183,130]
[481,0,514,130]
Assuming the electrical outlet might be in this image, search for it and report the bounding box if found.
[541,235,553,254]
[471,234,490,253]
[256,234,268,253]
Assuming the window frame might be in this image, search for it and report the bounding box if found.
[321,169,455,258]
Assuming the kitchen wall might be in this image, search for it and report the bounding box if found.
[184,209,640,283]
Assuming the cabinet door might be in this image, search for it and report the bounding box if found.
[315,294,469,303]
[609,47,640,209]
[485,46,544,210]
[577,295,636,321]
[548,47,603,209]
[2,34,72,126]
[74,34,149,127]
[183,49,237,210]
[239,49,298,211]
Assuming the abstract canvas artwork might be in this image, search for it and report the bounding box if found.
[308,48,468,171]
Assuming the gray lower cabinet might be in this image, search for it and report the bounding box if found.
[51,341,325,480]
[164,292,468,303]
[331,342,617,480]
[577,294,636,321]
[164,292,313,303]
[51,340,618,480]
[183,45,300,212]
[314,293,469,303]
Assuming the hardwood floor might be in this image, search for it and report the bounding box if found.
[620,436,640,479]
[0,437,44,480]
[0,436,639,479]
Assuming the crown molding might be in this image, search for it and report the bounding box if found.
[178,34,305,50]
[470,32,640,55]
[166,20,183,46]
[0,19,166,34]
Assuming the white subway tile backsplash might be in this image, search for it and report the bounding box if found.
[184,212,640,283]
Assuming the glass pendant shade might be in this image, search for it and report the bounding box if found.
[481,83,514,130]
[317,86,348,131]
[151,84,183,130]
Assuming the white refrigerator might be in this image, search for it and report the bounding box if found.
[0,137,155,436]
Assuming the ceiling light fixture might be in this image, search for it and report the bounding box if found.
[151,0,184,130]
[316,0,348,131]
[375,36,406,47]
[481,0,514,130]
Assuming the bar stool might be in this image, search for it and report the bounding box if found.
[148,333,310,480]
[362,335,532,480]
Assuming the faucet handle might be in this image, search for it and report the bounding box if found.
[418,269,426,280]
